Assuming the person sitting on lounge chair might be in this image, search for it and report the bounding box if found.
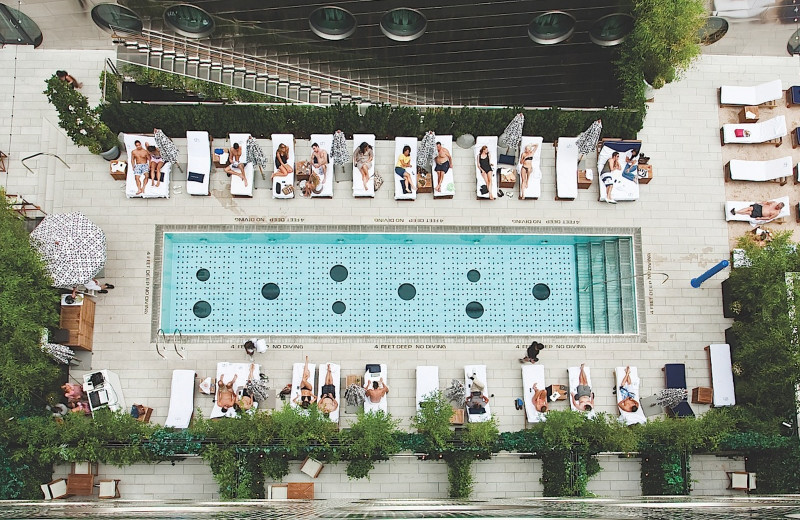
[621,150,639,178]
[292,356,317,408]
[617,366,639,413]
[395,145,415,193]
[354,141,374,192]
[272,143,293,179]
[571,363,594,412]
[217,374,238,412]
[732,200,785,221]
[318,363,338,414]
[146,143,164,188]
[225,143,248,187]
[532,383,548,413]
[364,378,388,403]
[309,142,329,184]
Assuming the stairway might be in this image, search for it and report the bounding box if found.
[574,237,637,334]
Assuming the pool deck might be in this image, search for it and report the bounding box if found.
[3,45,799,499]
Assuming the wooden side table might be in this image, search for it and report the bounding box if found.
[691,386,713,404]
[739,106,759,123]
[638,164,654,184]
[577,169,592,189]
[59,297,95,351]
[109,160,126,181]
[66,473,94,496]
[499,166,516,189]
[417,167,433,193]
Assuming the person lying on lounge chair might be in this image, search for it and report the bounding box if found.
[571,364,595,412]
[477,145,495,200]
[318,363,338,414]
[732,200,785,221]
[309,142,329,184]
[519,143,538,200]
[292,356,317,408]
[600,151,621,204]
[354,141,374,192]
[217,374,238,412]
[364,378,388,403]
[225,143,248,187]
[395,145,416,193]
[617,365,640,413]
[131,140,151,195]
[532,383,548,413]
[434,141,454,193]
[272,143,293,179]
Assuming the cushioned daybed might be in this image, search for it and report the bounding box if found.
[706,344,736,407]
[555,137,579,200]
[164,369,195,428]
[720,79,782,106]
[123,133,171,199]
[727,156,793,182]
[663,363,695,418]
[596,139,642,202]
[186,131,211,196]
[416,365,439,411]
[229,133,254,197]
[309,133,334,198]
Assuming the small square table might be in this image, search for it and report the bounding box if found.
[738,106,759,123]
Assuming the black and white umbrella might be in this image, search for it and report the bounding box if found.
[331,130,348,166]
[246,136,268,169]
[154,129,179,164]
[575,119,603,155]
[499,113,525,152]
[42,343,75,365]
[30,212,106,288]
[418,131,436,168]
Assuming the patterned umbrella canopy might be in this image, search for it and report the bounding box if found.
[246,136,268,169]
[575,119,603,155]
[30,212,106,288]
[154,129,179,164]
[331,130,348,166]
[500,113,525,151]
[42,343,75,365]
[418,131,436,168]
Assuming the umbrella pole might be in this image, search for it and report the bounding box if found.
[258,164,265,181]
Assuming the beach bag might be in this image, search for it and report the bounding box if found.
[480,184,489,195]
[374,172,384,190]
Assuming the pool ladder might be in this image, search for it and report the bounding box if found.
[156,329,185,359]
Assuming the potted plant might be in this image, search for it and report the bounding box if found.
[44,76,120,160]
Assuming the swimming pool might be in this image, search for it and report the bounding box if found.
[158,230,637,336]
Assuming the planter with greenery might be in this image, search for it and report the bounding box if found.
[341,409,400,480]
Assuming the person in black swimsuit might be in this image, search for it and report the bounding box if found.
[273,143,293,179]
[519,143,538,200]
[732,200,784,221]
[292,356,317,409]
[318,364,338,414]
[476,145,495,200]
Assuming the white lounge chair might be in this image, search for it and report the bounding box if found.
[555,137,579,200]
[211,362,260,418]
[722,115,786,146]
[352,133,376,197]
[465,364,491,423]
[394,137,418,200]
[186,131,211,196]
[596,140,642,202]
[568,365,596,419]
[474,136,498,200]
[522,364,547,424]
[725,195,790,226]
[720,79,782,106]
[317,362,341,422]
[122,133,171,199]
[229,133,254,197]
[518,136,544,200]
[164,369,195,428]
[727,156,793,182]
[272,134,295,199]
[706,344,736,407]
[615,366,647,426]
[416,365,439,411]
[309,134,334,198]
[290,361,315,411]
[364,364,388,413]
[432,135,455,199]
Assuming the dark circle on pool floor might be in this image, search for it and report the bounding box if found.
[196,268,210,281]
[467,269,481,282]
[332,301,346,314]
[193,301,211,318]
[466,301,484,319]
[261,283,280,300]
[330,264,348,282]
[398,283,416,300]
[533,283,551,300]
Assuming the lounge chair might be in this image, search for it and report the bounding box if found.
[706,344,736,407]
[416,365,439,410]
[726,156,793,183]
[721,115,786,146]
[615,366,647,426]
[272,134,295,199]
[317,362,341,422]
[364,364,388,413]
[725,195,790,225]
[663,363,695,418]
[186,131,211,196]
[394,137,418,200]
[720,79,782,106]
[464,364,491,422]
[164,369,196,428]
[229,133,254,197]
[290,361,315,411]
[555,137,579,200]
[596,139,642,202]
[211,362,260,418]
[517,136,544,200]
[522,364,547,424]
[122,133,172,199]
[432,135,455,199]
[352,133,376,197]
[41,479,69,499]
[568,365,596,419]
[474,136,498,200]
[309,134,334,198]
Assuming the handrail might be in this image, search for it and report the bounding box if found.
[173,330,184,359]
[21,153,70,175]
[155,328,167,359]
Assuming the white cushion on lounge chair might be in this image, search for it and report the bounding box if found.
[729,156,793,182]
[364,364,388,413]
[615,366,647,426]
[725,195,790,226]
[229,133,254,197]
[123,133,171,199]
[186,131,211,196]
[522,364,547,424]
[708,344,736,407]
[394,137,418,200]
[309,134,334,198]
[317,362,341,422]
[211,362,260,418]
[416,366,439,410]
[722,116,787,144]
[272,134,295,199]
[568,365,596,419]
[290,361,315,411]
[352,134,376,197]
[720,79,782,105]
[474,136,498,200]
[596,144,640,202]
[517,136,543,200]
[465,364,491,422]
[432,135,455,198]
[556,137,579,199]
[164,369,195,428]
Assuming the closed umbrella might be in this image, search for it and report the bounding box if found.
[499,112,524,153]
[246,136,268,179]
[331,130,348,166]
[29,212,106,288]
[575,119,603,159]
[154,129,179,164]
[41,343,75,365]
[417,131,437,168]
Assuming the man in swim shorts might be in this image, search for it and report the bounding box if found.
[732,200,784,221]
[309,142,329,185]
[131,140,151,195]
[434,141,453,193]
[571,364,594,412]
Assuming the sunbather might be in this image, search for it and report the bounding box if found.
[364,378,388,403]
[571,363,594,412]
[292,356,316,408]
[434,141,453,193]
[146,144,163,188]
[131,140,151,195]
[621,150,639,178]
[224,143,248,187]
[519,143,538,200]
[477,145,495,200]
[217,374,238,412]
[272,143,293,179]
[532,383,548,413]
[318,364,338,414]
[466,391,489,414]
[600,151,621,204]
[354,141,374,191]
[309,142,329,183]
[731,200,785,220]
[303,171,323,197]
[617,366,640,413]
[395,145,415,193]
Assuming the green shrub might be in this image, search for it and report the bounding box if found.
[271,404,340,462]
[44,76,118,154]
[445,452,474,498]
[341,409,400,480]
[411,391,454,456]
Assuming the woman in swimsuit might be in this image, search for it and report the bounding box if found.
[317,364,338,414]
[395,145,415,193]
[354,142,374,191]
[292,356,317,409]
[273,143,293,179]
[477,145,495,200]
[146,144,164,188]
[519,143,538,200]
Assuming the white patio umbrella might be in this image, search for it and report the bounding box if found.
[154,129,179,164]
[41,343,75,365]
[30,212,107,288]
[246,136,268,169]
[418,131,436,168]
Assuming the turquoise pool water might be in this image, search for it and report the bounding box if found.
[159,232,635,335]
